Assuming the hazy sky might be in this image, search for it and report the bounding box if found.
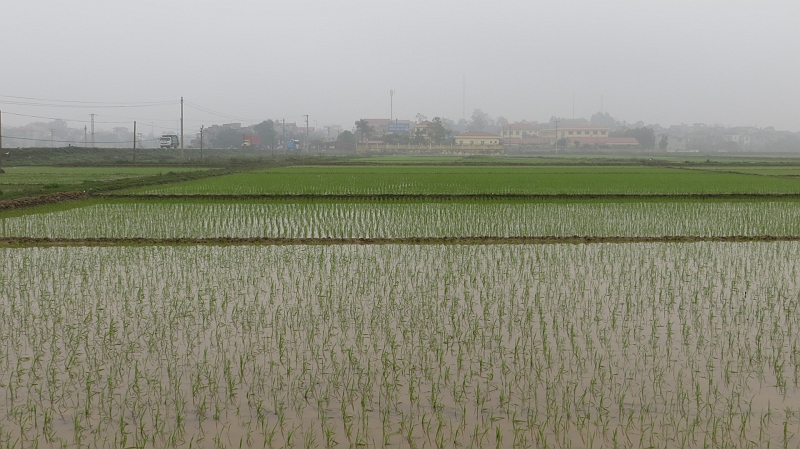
[2,0,799,132]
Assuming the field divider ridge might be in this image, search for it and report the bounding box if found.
[99,193,800,201]
[2,235,800,248]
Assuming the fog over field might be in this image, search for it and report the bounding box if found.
[1,0,799,132]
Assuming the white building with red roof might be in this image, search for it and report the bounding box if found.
[567,136,639,147]
[455,132,501,146]
[554,124,610,139]
[500,123,541,140]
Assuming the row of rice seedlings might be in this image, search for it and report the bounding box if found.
[1,242,800,447]
[131,169,800,196]
[4,201,800,239]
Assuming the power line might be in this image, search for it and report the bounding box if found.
[2,111,221,132]
[0,135,159,144]
[81,113,184,123]
[1,111,133,124]
[0,94,177,106]
[0,99,176,109]
[184,101,256,122]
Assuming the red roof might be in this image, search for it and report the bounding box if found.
[506,137,548,144]
[557,124,609,130]
[363,119,414,126]
[568,137,639,145]
[458,132,500,137]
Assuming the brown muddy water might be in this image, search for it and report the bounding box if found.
[1,243,800,448]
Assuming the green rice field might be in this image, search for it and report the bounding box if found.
[127,166,800,195]
[4,199,800,239]
[0,166,206,195]
[4,160,800,448]
[689,166,800,176]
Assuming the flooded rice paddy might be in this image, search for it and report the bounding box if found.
[2,243,800,448]
[4,200,800,239]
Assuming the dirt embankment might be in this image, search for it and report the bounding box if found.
[103,193,800,201]
[0,192,91,212]
[2,235,799,248]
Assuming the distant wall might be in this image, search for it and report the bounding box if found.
[356,143,503,155]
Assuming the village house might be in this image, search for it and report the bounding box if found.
[455,132,501,146]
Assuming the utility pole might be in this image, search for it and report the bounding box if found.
[572,92,575,120]
[462,74,466,122]
[282,119,285,149]
[180,97,184,157]
[200,125,204,160]
[84,126,87,147]
[303,114,309,152]
[554,120,560,153]
[390,89,395,121]
[90,114,95,148]
[133,121,137,163]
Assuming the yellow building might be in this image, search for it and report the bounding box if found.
[500,123,540,139]
[455,132,501,146]
[555,125,609,139]
[413,120,432,141]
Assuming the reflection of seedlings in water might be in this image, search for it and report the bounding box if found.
[1,243,800,447]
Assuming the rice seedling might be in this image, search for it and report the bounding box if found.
[4,200,800,239]
[126,166,800,195]
[1,242,799,447]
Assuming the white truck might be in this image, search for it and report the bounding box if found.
[159,134,180,149]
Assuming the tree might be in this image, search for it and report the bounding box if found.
[496,116,509,127]
[429,117,451,144]
[415,113,428,123]
[590,112,616,128]
[355,119,372,142]
[254,120,277,149]
[382,132,410,145]
[335,131,357,151]
[628,127,656,148]
[469,109,492,132]
[210,127,244,149]
[441,118,457,131]
[659,135,669,150]
[611,127,656,148]
[337,130,356,143]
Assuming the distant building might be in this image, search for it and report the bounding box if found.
[413,121,433,142]
[361,119,414,136]
[500,123,540,140]
[502,123,639,148]
[686,131,714,151]
[657,134,689,152]
[555,125,609,139]
[566,137,639,148]
[455,132,501,146]
[723,134,740,143]
[504,137,550,147]
[324,125,343,140]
